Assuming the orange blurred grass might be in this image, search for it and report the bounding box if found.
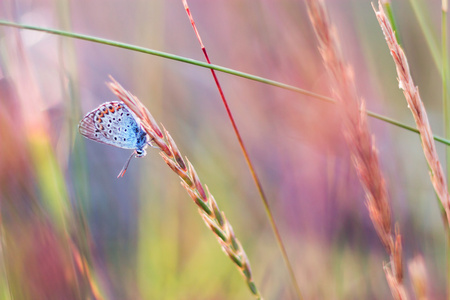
[305,0,407,298]
[0,30,103,299]
[0,79,80,299]
[408,255,429,300]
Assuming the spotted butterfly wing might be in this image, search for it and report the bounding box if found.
[78,101,148,152]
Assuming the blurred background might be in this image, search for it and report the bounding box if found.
[0,0,447,299]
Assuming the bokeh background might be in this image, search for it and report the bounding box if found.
[0,0,447,299]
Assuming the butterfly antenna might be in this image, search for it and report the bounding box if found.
[117,151,136,178]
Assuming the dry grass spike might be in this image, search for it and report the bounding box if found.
[106,76,263,299]
[306,0,407,298]
[373,1,450,226]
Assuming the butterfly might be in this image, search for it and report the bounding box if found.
[78,101,150,177]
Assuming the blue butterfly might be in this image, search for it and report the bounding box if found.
[79,101,149,177]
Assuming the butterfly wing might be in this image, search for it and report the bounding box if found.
[78,101,148,150]
[78,108,115,147]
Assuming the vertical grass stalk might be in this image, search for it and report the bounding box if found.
[442,1,450,298]
[409,0,443,76]
[374,1,450,227]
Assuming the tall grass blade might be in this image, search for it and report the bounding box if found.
[441,1,450,298]
[1,20,450,147]
[181,1,301,299]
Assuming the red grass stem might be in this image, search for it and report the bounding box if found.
[181,1,303,299]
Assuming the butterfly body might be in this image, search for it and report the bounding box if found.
[79,101,149,176]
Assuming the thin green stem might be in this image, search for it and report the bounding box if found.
[447,223,450,300]
[0,21,329,101]
[409,0,443,76]
[443,1,450,198]
[383,1,401,45]
[1,20,450,148]
[442,1,450,299]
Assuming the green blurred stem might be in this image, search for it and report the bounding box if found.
[28,136,70,229]
[447,225,450,300]
[443,1,450,298]
[409,0,443,76]
[0,20,328,101]
[444,4,450,175]
[1,20,450,147]
[0,228,12,300]
[383,1,401,45]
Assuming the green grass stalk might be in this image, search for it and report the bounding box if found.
[442,0,450,181]
[409,0,443,76]
[1,21,450,147]
[442,1,450,298]
[0,217,12,300]
[382,1,402,45]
